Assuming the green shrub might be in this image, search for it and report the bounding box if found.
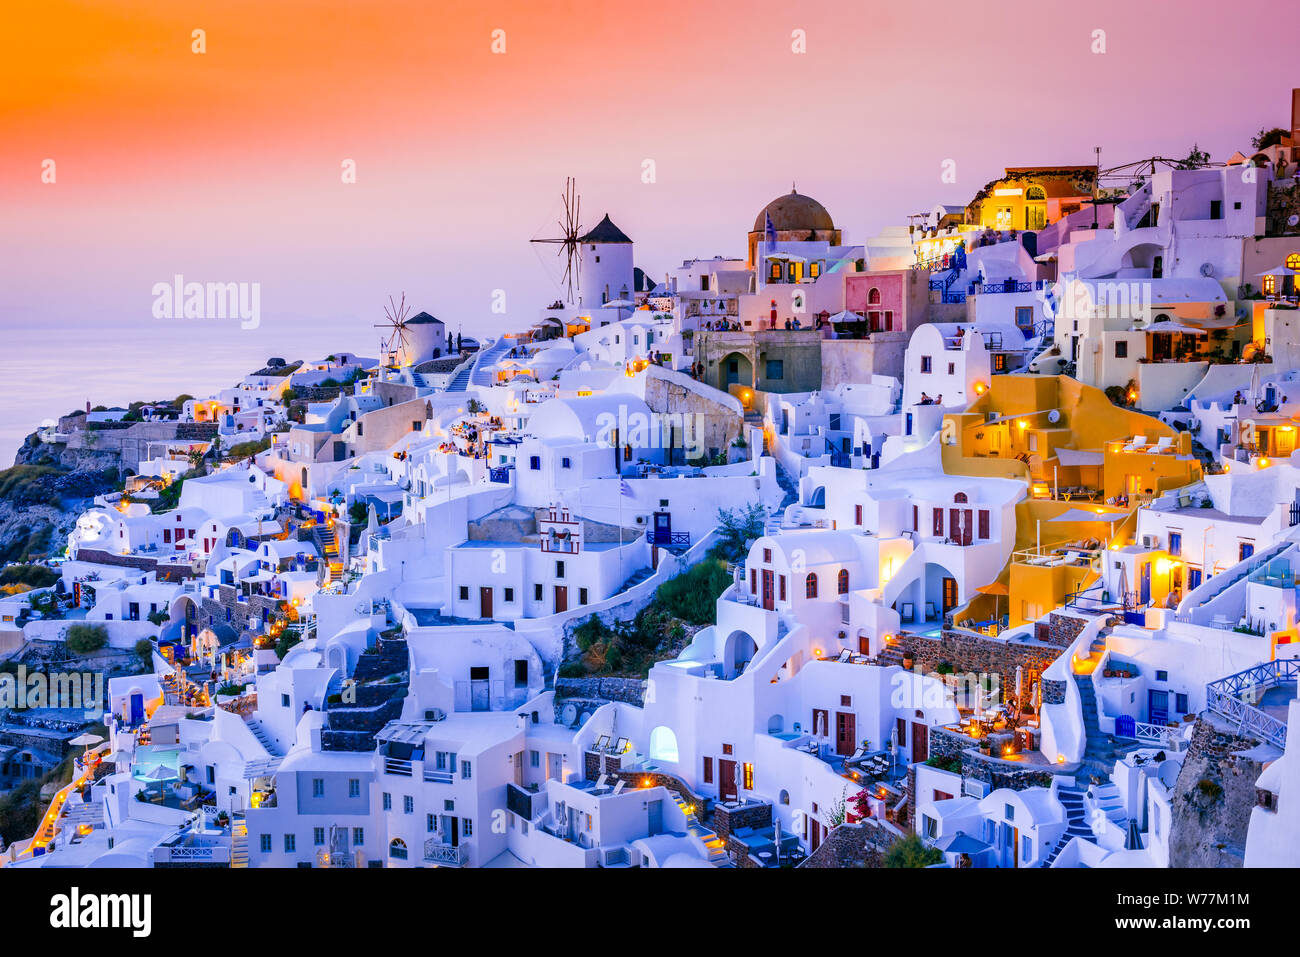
[655,560,731,625]
[0,564,58,589]
[883,832,943,868]
[65,623,109,654]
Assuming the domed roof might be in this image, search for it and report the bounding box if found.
[753,188,834,233]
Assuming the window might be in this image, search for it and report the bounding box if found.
[1114,340,1128,359]
[428,813,436,832]
[382,792,392,810]
[504,587,514,603]
[722,743,733,755]
[403,795,414,814]
[805,573,818,599]
[284,834,296,853]
[1168,532,1182,557]
[534,583,543,601]
[742,763,754,790]
[579,587,588,604]
[947,362,955,376]
[837,569,849,594]
[458,586,468,601]
[703,756,713,784]
[260,834,272,853]
[1015,305,1033,329]
[1240,542,1255,561]
[349,778,360,798]
[555,561,566,578]
[1004,804,1014,821]
[840,695,852,707]
[854,504,863,526]
[1156,670,1168,682]
[779,575,786,601]
[561,457,571,469]
[1175,693,1189,713]
[461,760,472,780]
[353,827,364,846]
[529,456,540,470]
[1210,199,1222,220]
[314,827,325,846]
[933,508,944,537]
[530,750,540,768]
[765,360,784,380]
[312,778,324,798]
[463,819,473,837]
[281,694,290,708]
[978,510,990,539]
[763,548,772,563]
[206,765,215,784]
[920,356,932,374]
[389,839,408,860]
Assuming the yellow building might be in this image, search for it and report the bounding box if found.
[943,375,1203,627]
[965,166,1098,232]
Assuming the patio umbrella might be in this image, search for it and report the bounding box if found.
[1256,266,1299,277]
[602,299,636,308]
[68,732,103,747]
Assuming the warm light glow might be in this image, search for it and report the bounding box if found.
[1017,420,1027,430]
[973,382,986,395]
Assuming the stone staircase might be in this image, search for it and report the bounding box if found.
[322,637,410,752]
[231,815,249,868]
[245,716,285,759]
[668,790,731,867]
[617,566,655,591]
[315,525,343,584]
[1039,783,1092,867]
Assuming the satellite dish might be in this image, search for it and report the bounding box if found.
[1199,263,1215,278]
[561,703,578,726]
[1288,214,1299,227]
[1047,410,1061,424]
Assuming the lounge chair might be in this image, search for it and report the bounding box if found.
[613,737,629,754]
[901,602,915,623]
[612,780,625,795]
[592,734,610,752]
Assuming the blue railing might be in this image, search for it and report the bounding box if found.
[646,529,691,547]
[1205,659,1300,749]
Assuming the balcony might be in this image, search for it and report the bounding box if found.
[645,529,691,547]
[506,782,538,820]
[424,839,468,867]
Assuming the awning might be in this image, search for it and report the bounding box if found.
[1054,448,1104,466]
[1049,508,1126,523]
[1146,320,1207,335]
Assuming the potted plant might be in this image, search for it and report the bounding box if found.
[902,652,914,670]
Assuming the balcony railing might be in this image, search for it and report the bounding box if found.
[645,529,691,547]
[1205,659,1299,749]
[424,839,468,866]
[383,757,413,777]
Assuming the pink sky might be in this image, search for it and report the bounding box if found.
[0,0,1294,457]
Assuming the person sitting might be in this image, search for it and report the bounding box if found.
[919,392,931,405]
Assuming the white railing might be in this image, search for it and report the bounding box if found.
[424,840,468,866]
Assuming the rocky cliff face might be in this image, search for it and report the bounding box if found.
[1168,716,1265,868]
[0,433,121,563]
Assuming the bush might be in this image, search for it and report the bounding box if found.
[133,638,155,668]
[655,560,732,624]
[65,623,109,654]
[708,503,767,564]
[0,564,58,589]
[883,832,943,868]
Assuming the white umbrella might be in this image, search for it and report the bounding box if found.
[766,253,807,263]
[68,732,103,747]
[1256,266,1299,277]
[602,299,635,308]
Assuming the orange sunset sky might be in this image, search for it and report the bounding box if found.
[0,0,1295,457]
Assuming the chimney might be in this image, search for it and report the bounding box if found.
[1292,88,1300,140]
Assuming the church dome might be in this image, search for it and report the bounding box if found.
[753,188,835,233]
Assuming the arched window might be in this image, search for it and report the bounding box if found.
[954,492,968,503]
[837,569,850,595]
[1287,252,1300,271]
[867,287,882,305]
[1025,185,1047,201]
[805,573,818,599]
[389,839,408,860]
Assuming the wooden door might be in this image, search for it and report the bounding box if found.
[479,586,493,619]
[942,577,958,612]
[761,569,774,610]
[554,585,568,614]
[835,712,856,756]
[911,722,929,763]
[719,760,738,802]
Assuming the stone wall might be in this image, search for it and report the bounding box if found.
[554,676,646,707]
[73,548,195,581]
[1168,715,1265,868]
[892,628,1063,702]
[713,801,772,845]
[1047,611,1089,649]
[798,820,893,868]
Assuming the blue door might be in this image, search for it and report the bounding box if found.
[1139,562,1151,605]
[129,692,144,726]
[1187,567,1202,591]
[1148,690,1168,725]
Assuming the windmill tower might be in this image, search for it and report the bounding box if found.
[530,177,583,304]
[375,293,413,368]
